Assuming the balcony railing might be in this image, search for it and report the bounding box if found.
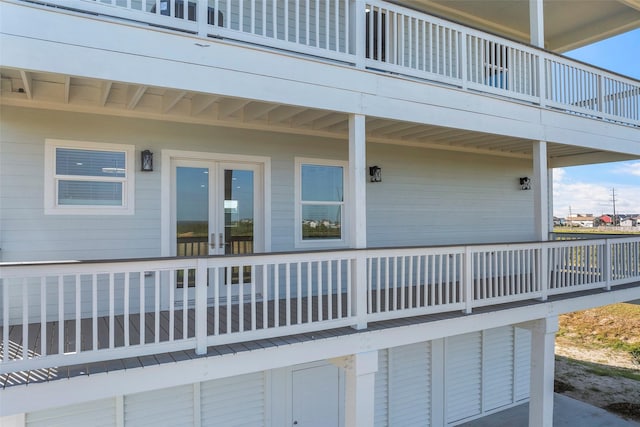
[2,237,639,375]
[23,0,640,127]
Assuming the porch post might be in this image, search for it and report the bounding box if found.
[0,414,25,427]
[528,316,558,427]
[529,0,544,48]
[349,114,368,329]
[349,113,367,248]
[533,141,549,241]
[351,0,366,68]
[344,351,378,427]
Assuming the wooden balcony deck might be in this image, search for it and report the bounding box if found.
[3,280,639,389]
[2,237,639,389]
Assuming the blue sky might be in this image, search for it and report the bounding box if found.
[553,29,640,217]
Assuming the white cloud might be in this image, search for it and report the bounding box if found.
[616,162,640,177]
[552,166,640,217]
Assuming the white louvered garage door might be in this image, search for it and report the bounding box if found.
[514,327,532,402]
[125,384,194,427]
[388,342,431,427]
[483,326,515,412]
[445,331,482,424]
[201,372,266,426]
[375,349,389,427]
[26,398,116,427]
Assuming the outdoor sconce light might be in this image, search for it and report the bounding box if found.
[369,166,382,182]
[519,177,531,190]
[141,150,153,172]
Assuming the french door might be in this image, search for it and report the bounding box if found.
[172,159,263,301]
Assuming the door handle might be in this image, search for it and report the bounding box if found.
[219,233,224,249]
[210,234,216,250]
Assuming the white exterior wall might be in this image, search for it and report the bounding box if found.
[20,325,530,427]
[1,106,535,263]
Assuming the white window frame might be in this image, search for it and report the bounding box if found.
[294,157,349,249]
[44,139,135,215]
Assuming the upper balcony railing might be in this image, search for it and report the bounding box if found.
[2,237,639,376]
[24,0,640,127]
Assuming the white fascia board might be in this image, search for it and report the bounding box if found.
[0,2,370,109]
[2,285,639,416]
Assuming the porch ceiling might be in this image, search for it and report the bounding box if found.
[403,0,640,52]
[0,67,631,166]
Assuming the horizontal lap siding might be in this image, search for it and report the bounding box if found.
[26,398,116,427]
[124,384,194,427]
[201,372,266,426]
[389,342,431,426]
[366,143,535,247]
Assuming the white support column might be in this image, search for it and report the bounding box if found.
[0,414,26,427]
[547,169,554,236]
[351,0,366,68]
[344,351,378,427]
[349,114,367,249]
[349,113,368,329]
[533,141,549,242]
[529,0,544,48]
[115,395,124,427]
[528,316,558,427]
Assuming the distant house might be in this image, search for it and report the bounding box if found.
[596,214,613,226]
[566,214,597,228]
[621,217,639,227]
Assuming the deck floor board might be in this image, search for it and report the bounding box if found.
[2,281,639,389]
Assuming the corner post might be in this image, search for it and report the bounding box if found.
[195,258,208,355]
[533,141,549,242]
[604,238,612,291]
[197,0,209,37]
[533,142,550,301]
[463,246,473,314]
[349,114,368,329]
[344,351,378,427]
[528,316,558,427]
[351,0,366,68]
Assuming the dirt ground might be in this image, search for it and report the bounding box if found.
[555,329,640,422]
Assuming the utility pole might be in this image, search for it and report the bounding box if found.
[569,205,573,227]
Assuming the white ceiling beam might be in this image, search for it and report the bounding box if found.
[290,109,331,127]
[312,113,347,130]
[100,81,113,106]
[19,70,32,99]
[268,106,305,124]
[375,122,420,136]
[127,85,148,110]
[243,102,280,121]
[217,98,251,119]
[191,94,219,116]
[64,76,71,104]
[162,90,187,113]
[365,119,398,132]
[618,0,640,12]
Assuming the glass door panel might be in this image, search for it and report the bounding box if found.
[223,169,254,285]
[175,166,211,288]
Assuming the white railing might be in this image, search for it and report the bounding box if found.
[365,247,466,321]
[21,0,640,127]
[3,237,639,375]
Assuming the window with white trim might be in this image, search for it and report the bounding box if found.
[295,158,347,247]
[45,139,135,215]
